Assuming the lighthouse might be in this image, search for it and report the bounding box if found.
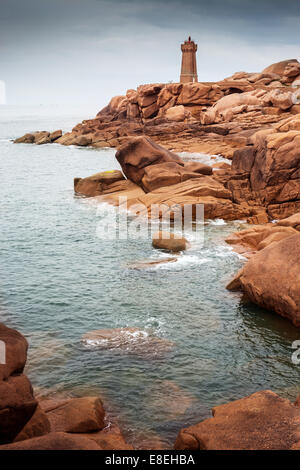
[180,36,198,83]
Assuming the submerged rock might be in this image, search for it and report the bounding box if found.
[132,430,171,450]
[146,380,194,420]
[0,322,134,450]
[127,257,178,269]
[81,327,174,357]
[174,390,300,450]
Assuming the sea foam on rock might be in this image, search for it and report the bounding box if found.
[81,327,174,357]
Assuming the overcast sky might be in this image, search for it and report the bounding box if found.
[1,0,300,107]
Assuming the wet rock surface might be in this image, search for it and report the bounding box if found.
[175,390,300,450]
[0,323,37,444]
[152,231,188,252]
[227,233,300,326]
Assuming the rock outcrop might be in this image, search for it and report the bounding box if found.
[74,133,264,222]
[0,323,39,444]
[227,233,300,326]
[14,130,62,145]
[14,61,300,223]
[174,390,300,450]
[228,115,300,219]
[14,60,300,159]
[0,322,133,449]
[225,214,300,257]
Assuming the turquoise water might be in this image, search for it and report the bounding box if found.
[0,106,299,448]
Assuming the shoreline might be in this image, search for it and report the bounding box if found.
[1,319,300,450]
[2,58,300,449]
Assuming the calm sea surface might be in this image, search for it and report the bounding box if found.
[0,105,299,448]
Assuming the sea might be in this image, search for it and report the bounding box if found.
[0,104,299,448]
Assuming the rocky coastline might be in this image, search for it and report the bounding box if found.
[7,59,300,449]
[1,322,300,450]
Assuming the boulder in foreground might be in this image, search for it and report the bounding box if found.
[174,390,300,450]
[13,405,50,442]
[0,432,102,450]
[46,397,105,433]
[0,323,38,444]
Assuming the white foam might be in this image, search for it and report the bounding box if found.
[154,255,210,270]
[82,329,150,349]
[179,151,231,165]
[208,218,227,226]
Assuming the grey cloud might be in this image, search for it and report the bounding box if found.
[0,0,299,105]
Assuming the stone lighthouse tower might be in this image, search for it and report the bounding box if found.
[180,36,198,83]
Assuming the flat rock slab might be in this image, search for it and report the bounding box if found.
[127,257,178,269]
[174,390,300,450]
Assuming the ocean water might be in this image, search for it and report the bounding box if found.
[0,105,299,448]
